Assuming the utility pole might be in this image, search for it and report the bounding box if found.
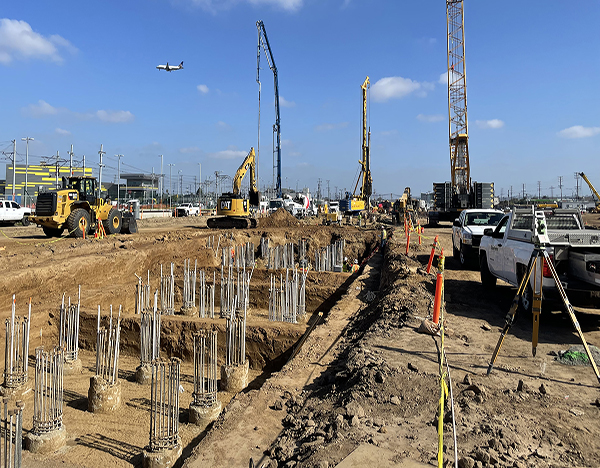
[510,185,513,203]
[522,183,526,201]
[98,144,106,199]
[82,154,86,174]
[574,172,580,199]
[158,155,163,203]
[550,186,555,198]
[326,179,330,201]
[151,167,155,209]
[537,180,541,199]
[68,144,74,175]
[558,176,563,201]
[11,140,16,201]
[168,163,174,211]
[178,171,183,201]
[21,136,34,206]
[198,164,205,209]
[116,154,123,208]
[54,151,60,189]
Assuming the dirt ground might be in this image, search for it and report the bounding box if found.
[0,211,599,467]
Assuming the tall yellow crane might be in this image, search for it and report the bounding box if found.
[207,148,259,229]
[579,172,600,212]
[340,76,372,213]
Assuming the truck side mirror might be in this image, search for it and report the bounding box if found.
[453,220,461,227]
[483,228,493,236]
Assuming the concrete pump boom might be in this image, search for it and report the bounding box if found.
[257,20,282,198]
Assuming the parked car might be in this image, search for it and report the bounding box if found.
[452,208,504,267]
[0,200,32,226]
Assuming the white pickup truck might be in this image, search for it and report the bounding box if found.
[479,207,600,311]
[452,208,504,267]
[174,203,200,217]
[0,200,32,226]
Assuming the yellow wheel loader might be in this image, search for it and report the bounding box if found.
[31,176,133,238]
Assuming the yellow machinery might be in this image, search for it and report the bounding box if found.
[207,148,260,229]
[392,187,417,224]
[579,172,600,212]
[340,76,372,214]
[31,176,125,238]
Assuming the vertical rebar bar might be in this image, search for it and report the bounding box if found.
[149,358,180,452]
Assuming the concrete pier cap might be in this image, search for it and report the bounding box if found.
[88,376,122,413]
[220,359,249,393]
[189,400,222,426]
[25,426,67,454]
[63,358,82,375]
[136,363,153,385]
[142,438,182,468]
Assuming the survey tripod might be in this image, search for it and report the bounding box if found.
[487,210,600,385]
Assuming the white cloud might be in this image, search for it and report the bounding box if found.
[279,95,295,108]
[557,125,600,139]
[187,0,302,13]
[55,128,71,135]
[417,114,444,123]
[216,121,231,131]
[96,110,134,123]
[179,146,201,154]
[208,148,247,159]
[0,19,77,64]
[475,119,504,129]
[439,70,461,85]
[26,100,59,117]
[371,76,434,102]
[197,84,209,94]
[315,122,349,132]
[24,100,134,124]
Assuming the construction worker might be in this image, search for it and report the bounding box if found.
[342,257,350,272]
[351,259,359,273]
[381,227,387,248]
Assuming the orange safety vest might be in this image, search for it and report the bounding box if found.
[351,264,359,273]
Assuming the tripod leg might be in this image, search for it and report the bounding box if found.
[532,257,542,357]
[487,250,539,375]
[542,250,600,385]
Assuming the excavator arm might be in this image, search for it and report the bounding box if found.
[232,147,260,206]
[579,172,600,211]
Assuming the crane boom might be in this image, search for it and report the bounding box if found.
[447,0,470,195]
[579,172,600,211]
[257,20,282,198]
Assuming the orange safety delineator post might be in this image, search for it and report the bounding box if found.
[417,223,422,245]
[406,232,410,255]
[426,235,439,274]
[432,253,445,324]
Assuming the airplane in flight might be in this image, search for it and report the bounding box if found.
[156,61,184,72]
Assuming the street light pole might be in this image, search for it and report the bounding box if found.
[116,154,123,208]
[168,163,174,212]
[198,163,202,206]
[21,137,34,206]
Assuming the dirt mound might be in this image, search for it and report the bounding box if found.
[259,208,301,228]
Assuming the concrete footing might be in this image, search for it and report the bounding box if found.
[142,438,182,468]
[25,426,67,454]
[63,358,83,375]
[180,305,197,317]
[220,359,249,393]
[0,380,33,400]
[88,376,122,413]
[136,363,152,385]
[189,400,222,426]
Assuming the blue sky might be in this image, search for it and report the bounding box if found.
[1,0,599,200]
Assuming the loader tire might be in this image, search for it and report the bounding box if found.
[103,208,122,234]
[67,208,90,238]
[42,226,64,238]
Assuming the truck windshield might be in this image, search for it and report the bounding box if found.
[466,212,504,226]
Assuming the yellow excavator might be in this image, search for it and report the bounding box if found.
[207,148,260,229]
[579,172,600,213]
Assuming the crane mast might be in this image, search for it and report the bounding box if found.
[257,20,282,198]
[447,0,470,197]
[359,77,372,205]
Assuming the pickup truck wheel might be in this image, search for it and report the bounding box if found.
[459,242,469,267]
[479,253,497,288]
[21,216,30,226]
[452,236,460,260]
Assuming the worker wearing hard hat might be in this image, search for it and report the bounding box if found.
[342,257,350,272]
[351,259,359,273]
